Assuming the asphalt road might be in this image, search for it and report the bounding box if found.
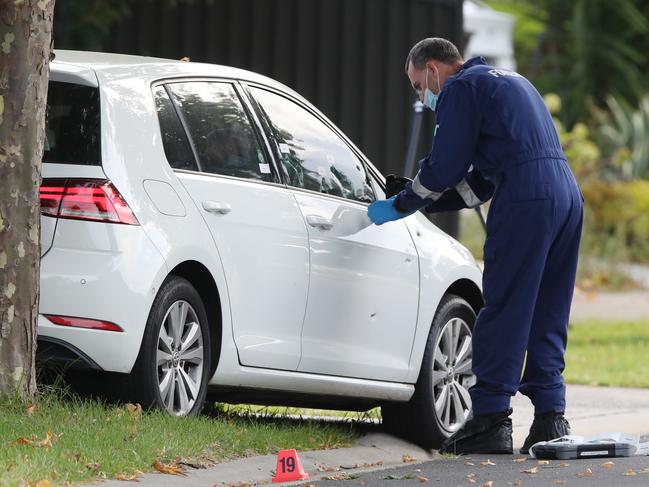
[310,453,649,487]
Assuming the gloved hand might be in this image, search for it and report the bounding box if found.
[367,196,417,225]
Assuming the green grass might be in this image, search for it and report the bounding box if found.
[565,320,649,387]
[0,387,358,487]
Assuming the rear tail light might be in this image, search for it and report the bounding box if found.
[39,178,139,225]
[45,315,124,332]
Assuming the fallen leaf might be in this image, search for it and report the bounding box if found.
[509,481,522,486]
[153,461,186,476]
[416,475,429,483]
[642,467,649,473]
[482,482,493,487]
[26,404,36,416]
[578,468,593,477]
[623,469,637,477]
[325,472,352,481]
[601,461,615,469]
[554,481,566,485]
[36,481,53,487]
[481,459,496,466]
[513,458,526,463]
[538,460,549,465]
[468,480,476,485]
[559,463,570,468]
[465,461,475,466]
[116,474,139,482]
[126,403,142,418]
[315,462,338,472]
[521,466,538,474]
[467,473,477,479]
[12,431,54,448]
[402,454,416,463]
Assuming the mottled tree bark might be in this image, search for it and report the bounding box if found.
[0,0,55,399]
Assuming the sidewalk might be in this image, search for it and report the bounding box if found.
[92,384,649,486]
[570,289,649,321]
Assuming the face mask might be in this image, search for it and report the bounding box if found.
[424,66,441,111]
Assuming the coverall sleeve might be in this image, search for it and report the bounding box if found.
[395,80,483,213]
[423,168,495,213]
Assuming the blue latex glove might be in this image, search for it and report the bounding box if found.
[367,196,416,225]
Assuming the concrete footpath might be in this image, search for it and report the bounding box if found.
[92,384,649,487]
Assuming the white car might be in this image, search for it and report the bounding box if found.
[38,51,483,448]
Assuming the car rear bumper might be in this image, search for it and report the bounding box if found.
[38,219,168,373]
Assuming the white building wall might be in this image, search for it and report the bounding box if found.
[463,0,516,70]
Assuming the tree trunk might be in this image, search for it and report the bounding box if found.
[0,0,55,399]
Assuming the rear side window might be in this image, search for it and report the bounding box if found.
[166,82,273,182]
[153,85,198,171]
[43,81,100,165]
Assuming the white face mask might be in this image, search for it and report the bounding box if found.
[424,66,441,111]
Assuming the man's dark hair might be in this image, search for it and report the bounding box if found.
[405,37,462,71]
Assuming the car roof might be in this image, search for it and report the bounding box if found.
[51,50,295,95]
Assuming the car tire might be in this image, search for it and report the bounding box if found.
[131,276,211,416]
[381,294,476,449]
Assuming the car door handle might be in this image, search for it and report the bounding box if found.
[306,214,333,230]
[202,200,232,215]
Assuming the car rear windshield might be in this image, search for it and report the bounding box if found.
[43,81,100,165]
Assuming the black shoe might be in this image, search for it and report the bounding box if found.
[520,412,571,454]
[439,408,514,455]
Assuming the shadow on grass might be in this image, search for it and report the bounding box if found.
[36,366,380,438]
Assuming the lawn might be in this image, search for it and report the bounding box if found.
[565,320,649,388]
[0,387,358,487]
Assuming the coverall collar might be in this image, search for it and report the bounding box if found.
[460,56,488,71]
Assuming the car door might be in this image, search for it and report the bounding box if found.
[247,85,420,382]
[154,81,310,371]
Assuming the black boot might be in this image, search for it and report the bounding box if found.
[439,408,514,455]
[520,412,570,454]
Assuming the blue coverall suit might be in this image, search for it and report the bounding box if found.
[395,57,583,416]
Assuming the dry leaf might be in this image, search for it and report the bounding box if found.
[402,454,416,463]
[482,482,493,487]
[537,460,549,465]
[153,461,186,476]
[559,463,570,468]
[180,56,191,62]
[126,403,142,418]
[522,466,538,474]
[578,468,593,477]
[12,431,54,448]
[465,461,475,466]
[513,458,526,463]
[315,463,338,472]
[601,461,615,469]
[554,481,566,485]
[116,474,140,482]
[26,404,36,416]
[623,469,637,477]
[509,481,523,487]
[468,480,477,485]
[36,481,53,487]
[324,472,351,481]
[481,459,496,466]
[467,473,477,479]
[416,475,428,483]
[642,467,649,473]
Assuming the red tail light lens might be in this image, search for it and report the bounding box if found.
[40,179,139,225]
[45,314,124,332]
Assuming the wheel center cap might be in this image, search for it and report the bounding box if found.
[172,351,180,367]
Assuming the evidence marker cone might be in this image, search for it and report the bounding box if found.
[272,448,309,483]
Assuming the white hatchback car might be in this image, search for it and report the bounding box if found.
[38,51,483,448]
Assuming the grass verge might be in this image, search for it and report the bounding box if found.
[565,320,649,388]
[0,386,358,487]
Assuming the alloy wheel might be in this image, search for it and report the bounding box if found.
[432,317,474,434]
[156,300,204,415]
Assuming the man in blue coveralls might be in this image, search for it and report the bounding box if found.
[368,38,583,454]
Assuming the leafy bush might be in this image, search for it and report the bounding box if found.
[581,179,649,262]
